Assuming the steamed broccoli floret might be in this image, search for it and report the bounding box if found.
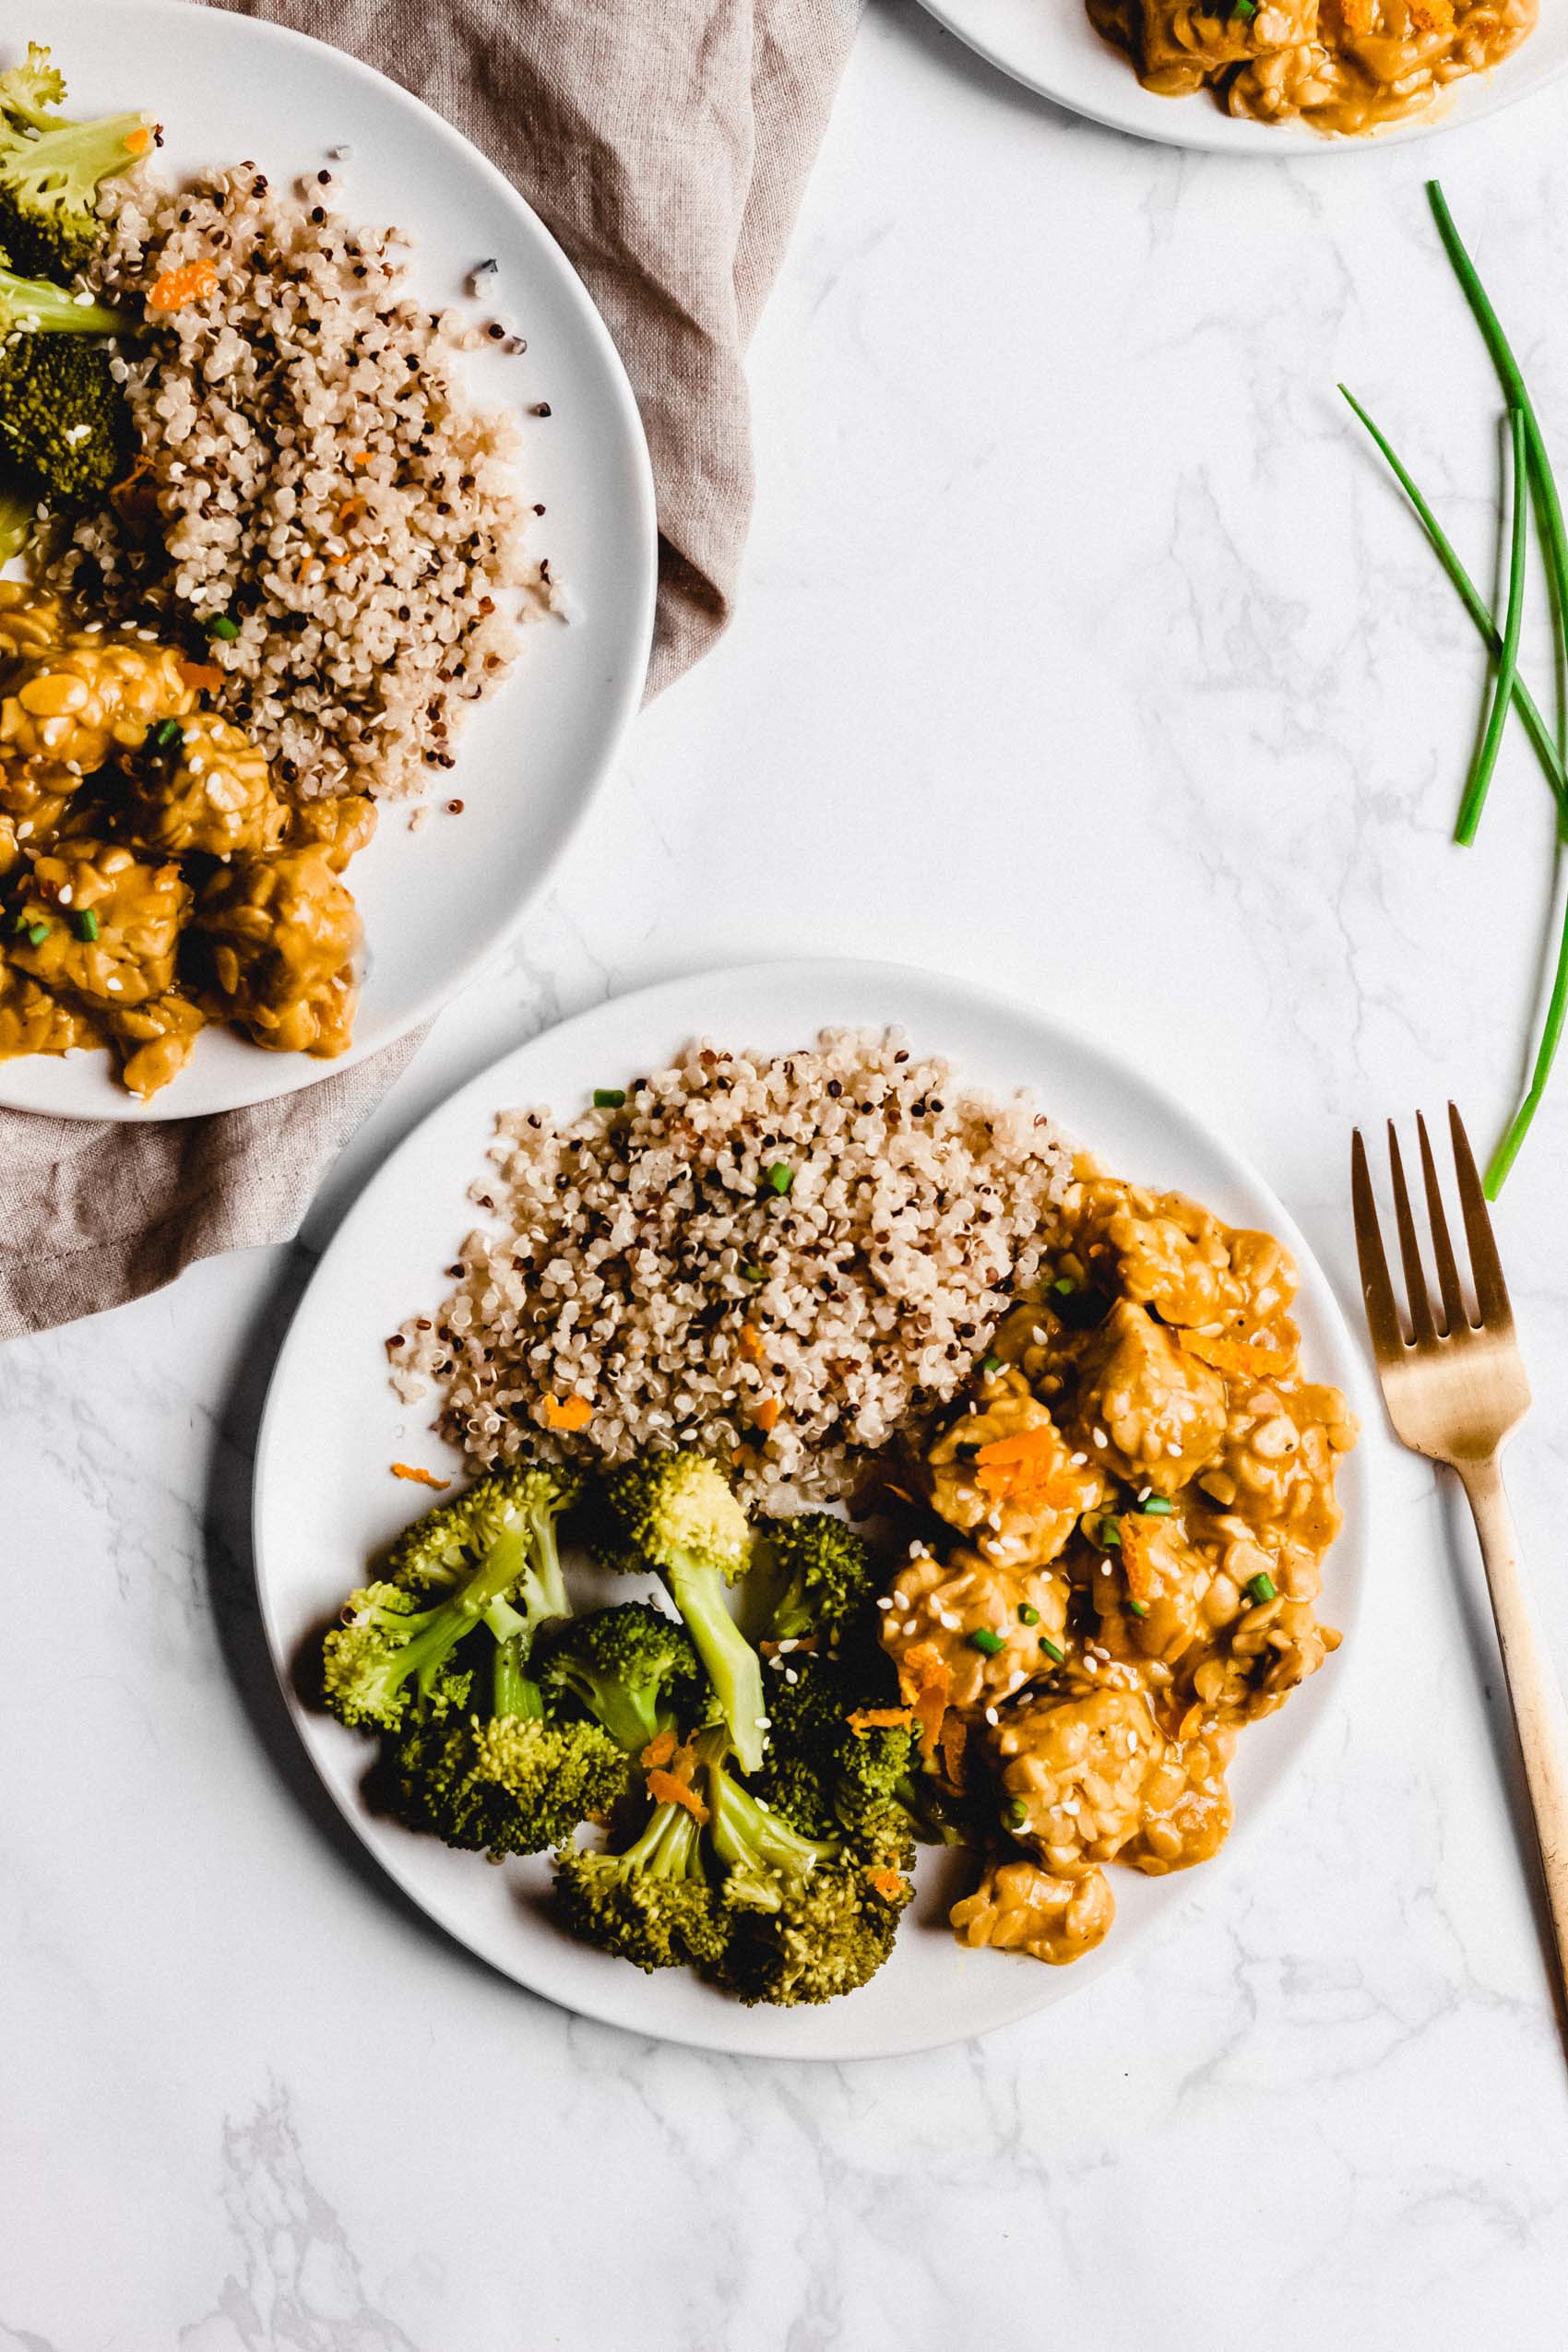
[388,1627,629,1857]
[719,1861,910,2008]
[754,1511,876,1645]
[0,335,127,504]
[754,1650,930,1865]
[702,1720,910,2003]
[536,1600,705,1753]
[591,1451,767,1774]
[553,1791,729,1973]
[320,1466,579,1732]
[0,45,152,278]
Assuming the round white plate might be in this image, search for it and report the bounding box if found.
[917,0,1568,155]
[254,959,1373,2059]
[0,2,656,1121]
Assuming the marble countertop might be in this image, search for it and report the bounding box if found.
[6,6,1568,2345]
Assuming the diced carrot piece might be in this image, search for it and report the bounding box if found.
[542,1394,592,1431]
[390,1461,450,1490]
[754,1396,781,1433]
[738,1323,766,1366]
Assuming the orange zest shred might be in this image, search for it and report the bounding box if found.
[110,448,154,498]
[1177,1328,1293,1380]
[897,1640,952,1760]
[847,1706,917,1738]
[542,1394,592,1431]
[148,257,220,313]
[737,1323,766,1366]
[178,660,224,694]
[1119,1513,1158,1606]
[390,1461,450,1490]
[647,1768,708,1823]
[351,448,371,468]
[124,124,154,158]
[640,1729,677,1770]
[938,1712,968,1792]
[753,1396,782,1433]
[865,1867,906,1902]
[972,1423,1081,1509]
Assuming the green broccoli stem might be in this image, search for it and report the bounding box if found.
[0,267,127,336]
[492,1634,543,1722]
[665,1559,768,1776]
[576,1669,663,1755]
[624,1792,707,1883]
[705,1734,838,1911]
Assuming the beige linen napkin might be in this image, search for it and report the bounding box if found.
[0,0,857,1340]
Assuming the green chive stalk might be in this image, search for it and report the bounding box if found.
[1337,386,1568,817]
[1455,404,1529,846]
[1427,180,1568,766]
[1486,879,1568,1197]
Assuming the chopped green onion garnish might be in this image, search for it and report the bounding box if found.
[1099,1517,1122,1548]
[764,1162,793,1195]
[1126,1599,1149,1619]
[592,1087,625,1109]
[207,614,241,640]
[1017,1603,1039,1626]
[1247,1572,1277,1604]
[25,921,49,946]
[1039,1636,1065,1664]
[980,1353,1002,1376]
[151,718,184,751]
[1139,1496,1174,1516]
[1052,1276,1075,1295]
[73,908,100,943]
[968,1628,1005,1657]
[742,1263,766,1283]
[1003,1798,1028,1830]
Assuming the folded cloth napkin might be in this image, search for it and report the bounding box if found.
[0,0,857,1341]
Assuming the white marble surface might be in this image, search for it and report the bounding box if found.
[5,6,1568,2344]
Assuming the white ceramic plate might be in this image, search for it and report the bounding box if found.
[0,1,656,1121]
[254,959,1372,2059]
[917,0,1568,155]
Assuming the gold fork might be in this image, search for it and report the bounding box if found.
[1351,1103,1568,2009]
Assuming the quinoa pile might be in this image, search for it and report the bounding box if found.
[38,162,539,800]
[391,1029,1071,1504]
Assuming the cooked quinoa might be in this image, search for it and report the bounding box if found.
[36,162,538,800]
[391,1029,1072,1504]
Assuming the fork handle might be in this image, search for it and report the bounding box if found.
[1457,1455,1568,2002]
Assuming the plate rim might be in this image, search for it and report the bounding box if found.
[913,0,1568,157]
[0,0,659,1123]
[252,954,1379,2060]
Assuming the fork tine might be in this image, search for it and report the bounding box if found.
[1351,1127,1406,1359]
[1417,1110,1467,1336]
[1387,1122,1437,1347]
[1449,1102,1515,1328]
